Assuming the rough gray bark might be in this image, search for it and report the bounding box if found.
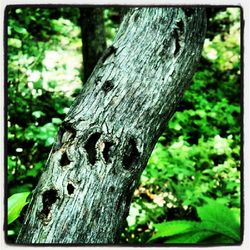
[79,7,106,83]
[16,7,207,244]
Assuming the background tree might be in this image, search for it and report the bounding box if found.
[6,6,241,244]
[79,7,107,83]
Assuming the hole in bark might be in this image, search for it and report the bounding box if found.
[55,122,76,151]
[85,132,101,165]
[183,8,195,17]
[40,189,58,218]
[61,122,76,142]
[109,186,115,193]
[60,152,71,166]
[176,19,184,34]
[133,12,140,22]
[173,29,181,56]
[123,138,139,169]
[67,183,75,195]
[102,80,113,93]
[103,141,113,163]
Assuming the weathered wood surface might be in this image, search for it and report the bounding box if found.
[16,7,207,244]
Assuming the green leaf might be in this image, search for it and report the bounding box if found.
[45,136,55,146]
[32,111,45,119]
[52,117,62,125]
[204,234,236,244]
[8,38,22,48]
[8,156,16,171]
[149,220,200,241]
[8,192,30,225]
[197,199,240,241]
[7,230,16,236]
[14,26,27,34]
[164,230,216,243]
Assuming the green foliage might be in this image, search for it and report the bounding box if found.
[7,7,241,244]
[149,199,240,244]
[8,192,30,225]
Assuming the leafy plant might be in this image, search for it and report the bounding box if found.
[8,192,30,225]
[149,199,240,244]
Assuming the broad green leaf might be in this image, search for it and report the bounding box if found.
[165,230,216,244]
[149,220,200,241]
[203,234,236,244]
[8,192,30,225]
[197,199,240,241]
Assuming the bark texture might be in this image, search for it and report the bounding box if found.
[79,7,106,83]
[17,7,207,244]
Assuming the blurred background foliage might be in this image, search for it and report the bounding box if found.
[7,7,241,244]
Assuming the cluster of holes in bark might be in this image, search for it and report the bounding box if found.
[84,132,101,165]
[122,138,139,169]
[67,183,75,195]
[102,80,114,93]
[84,132,115,165]
[84,133,139,169]
[39,189,58,218]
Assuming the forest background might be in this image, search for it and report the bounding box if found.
[6,6,242,244]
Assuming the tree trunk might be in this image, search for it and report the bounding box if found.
[16,7,207,244]
[79,7,106,83]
